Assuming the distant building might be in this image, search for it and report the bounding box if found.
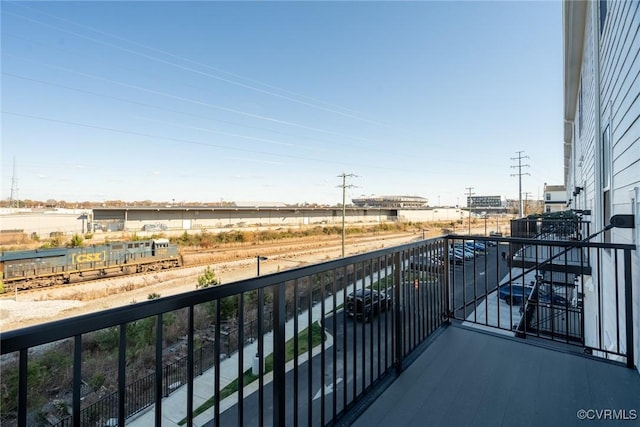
[543,184,566,213]
[466,195,507,215]
[351,195,428,208]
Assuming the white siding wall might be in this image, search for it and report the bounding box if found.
[569,2,600,358]
[599,0,640,371]
[569,1,640,370]
[600,1,640,243]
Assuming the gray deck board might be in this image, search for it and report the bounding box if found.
[352,325,640,427]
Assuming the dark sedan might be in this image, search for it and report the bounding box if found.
[346,289,391,321]
[498,282,569,306]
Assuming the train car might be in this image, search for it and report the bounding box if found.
[0,239,181,291]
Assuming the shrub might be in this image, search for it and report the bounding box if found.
[87,372,106,391]
[68,234,84,248]
[197,267,218,289]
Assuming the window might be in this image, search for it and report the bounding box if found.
[603,189,611,243]
[578,82,583,136]
[602,124,611,189]
[545,193,551,201]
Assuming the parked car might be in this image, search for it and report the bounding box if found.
[345,289,391,321]
[448,250,465,265]
[452,245,475,259]
[465,241,486,252]
[409,255,444,272]
[498,282,569,306]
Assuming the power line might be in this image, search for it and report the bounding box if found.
[1,111,427,174]
[510,151,530,218]
[5,4,383,125]
[338,173,358,257]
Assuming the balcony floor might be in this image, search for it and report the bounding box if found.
[351,324,640,427]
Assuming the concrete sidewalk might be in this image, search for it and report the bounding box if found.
[128,281,361,427]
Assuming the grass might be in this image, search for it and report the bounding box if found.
[180,321,326,424]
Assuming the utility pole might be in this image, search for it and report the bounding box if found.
[523,192,532,217]
[510,151,530,218]
[338,173,357,257]
[465,187,475,235]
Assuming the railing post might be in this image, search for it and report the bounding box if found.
[393,252,403,374]
[272,282,286,426]
[443,237,451,321]
[624,249,635,369]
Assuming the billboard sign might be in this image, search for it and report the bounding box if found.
[467,196,502,207]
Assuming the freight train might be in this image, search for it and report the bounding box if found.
[0,239,181,291]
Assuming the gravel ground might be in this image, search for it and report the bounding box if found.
[0,233,422,332]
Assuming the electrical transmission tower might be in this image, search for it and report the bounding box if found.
[465,187,475,234]
[338,173,357,257]
[9,157,19,209]
[510,151,530,218]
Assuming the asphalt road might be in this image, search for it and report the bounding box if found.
[449,243,511,319]
[209,308,396,426]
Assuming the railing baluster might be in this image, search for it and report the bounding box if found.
[214,300,221,427]
[293,279,299,427]
[187,307,194,427]
[332,269,338,421]
[321,271,327,427]
[73,335,81,427]
[272,282,286,427]
[614,250,621,355]
[257,288,264,427]
[393,253,403,374]
[118,324,126,427]
[624,249,634,369]
[308,274,314,427]
[238,293,244,427]
[155,314,163,426]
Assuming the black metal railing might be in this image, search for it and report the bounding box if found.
[447,234,635,367]
[1,233,634,426]
[0,238,449,427]
[510,217,590,241]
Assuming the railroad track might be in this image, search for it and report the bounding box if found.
[14,232,421,297]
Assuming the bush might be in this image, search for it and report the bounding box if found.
[197,267,218,289]
[68,234,84,248]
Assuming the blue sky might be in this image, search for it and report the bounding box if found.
[1,1,563,206]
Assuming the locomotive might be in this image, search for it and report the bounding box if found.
[0,239,181,291]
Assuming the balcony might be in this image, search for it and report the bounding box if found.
[1,232,637,426]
